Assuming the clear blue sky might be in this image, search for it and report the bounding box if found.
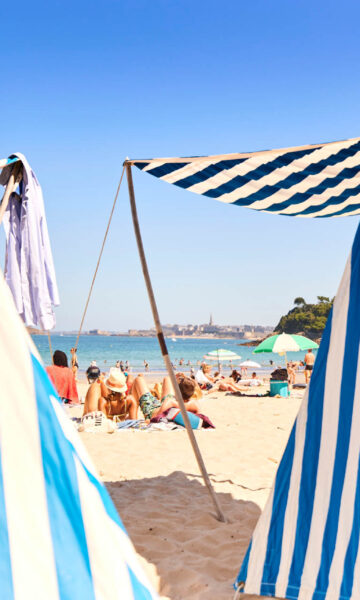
[1,0,359,330]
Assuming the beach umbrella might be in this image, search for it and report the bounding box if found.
[253,333,319,354]
[203,348,241,369]
[0,272,157,599]
[253,332,319,367]
[239,360,261,368]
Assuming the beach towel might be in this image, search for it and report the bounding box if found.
[151,409,215,429]
[0,153,59,329]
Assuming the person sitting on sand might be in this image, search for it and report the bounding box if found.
[195,365,214,390]
[46,350,79,404]
[131,374,200,421]
[83,367,138,420]
[230,369,242,383]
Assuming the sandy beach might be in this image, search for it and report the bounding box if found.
[71,376,305,599]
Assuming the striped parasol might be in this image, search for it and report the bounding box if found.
[0,272,157,599]
[203,348,241,368]
[130,136,360,218]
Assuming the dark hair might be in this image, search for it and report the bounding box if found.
[53,350,68,367]
[178,377,196,401]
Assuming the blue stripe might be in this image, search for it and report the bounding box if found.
[230,141,360,207]
[202,148,317,199]
[173,159,246,189]
[236,540,252,587]
[259,424,296,594]
[250,167,360,216]
[31,354,96,600]
[128,566,154,599]
[315,202,360,218]
[0,449,14,600]
[314,227,360,596]
[339,453,360,600]
[133,162,150,171]
[142,162,189,178]
[285,310,334,599]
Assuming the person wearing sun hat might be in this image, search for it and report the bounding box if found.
[82,367,138,419]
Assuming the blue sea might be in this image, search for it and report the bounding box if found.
[32,334,316,375]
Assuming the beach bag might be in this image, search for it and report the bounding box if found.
[167,407,203,429]
[78,411,115,433]
[271,368,288,381]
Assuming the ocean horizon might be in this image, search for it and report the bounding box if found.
[32,334,316,375]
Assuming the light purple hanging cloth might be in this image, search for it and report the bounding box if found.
[0,153,60,330]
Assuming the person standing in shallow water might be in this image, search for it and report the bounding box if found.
[304,348,315,384]
[70,347,79,381]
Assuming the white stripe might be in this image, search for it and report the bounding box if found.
[187,152,288,195]
[243,486,275,594]
[50,396,100,480]
[76,459,157,599]
[251,150,360,213]
[298,256,351,598]
[325,351,360,600]
[349,535,360,600]
[0,275,59,599]
[143,161,167,172]
[275,395,309,596]
[298,192,360,218]
[160,158,222,184]
[215,138,357,205]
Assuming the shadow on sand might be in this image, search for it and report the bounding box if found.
[106,470,261,600]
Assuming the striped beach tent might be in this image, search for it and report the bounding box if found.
[234,220,360,599]
[130,136,360,218]
[0,271,157,599]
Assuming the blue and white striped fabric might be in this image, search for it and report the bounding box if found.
[131,136,360,217]
[0,272,157,600]
[235,220,360,600]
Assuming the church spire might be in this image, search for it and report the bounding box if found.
[209,313,213,326]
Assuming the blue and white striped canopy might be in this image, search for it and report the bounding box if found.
[235,220,360,600]
[0,273,157,600]
[130,136,360,217]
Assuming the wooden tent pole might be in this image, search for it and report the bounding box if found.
[125,163,225,523]
[0,161,22,226]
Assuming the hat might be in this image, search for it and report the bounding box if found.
[91,360,97,366]
[105,368,127,393]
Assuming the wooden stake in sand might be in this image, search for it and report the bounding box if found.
[125,162,226,523]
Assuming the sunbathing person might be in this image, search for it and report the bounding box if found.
[83,368,138,420]
[46,350,79,404]
[131,374,200,421]
[237,372,263,388]
[208,372,245,393]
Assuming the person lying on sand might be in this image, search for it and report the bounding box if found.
[236,372,263,388]
[206,371,246,394]
[131,374,200,421]
[83,368,138,420]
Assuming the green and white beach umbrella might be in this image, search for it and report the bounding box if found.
[253,333,319,354]
[203,348,241,362]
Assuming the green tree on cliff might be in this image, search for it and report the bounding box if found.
[275,296,333,339]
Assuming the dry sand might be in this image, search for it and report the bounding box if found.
[73,378,304,599]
